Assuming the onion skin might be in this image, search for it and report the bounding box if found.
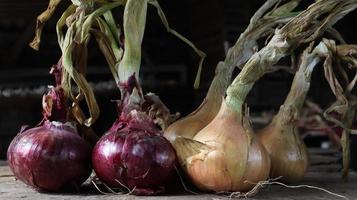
[164,100,220,142]
[175,101,270,192]
[257,116,309,183]
[7,120,92,192]
[92,111,177,195]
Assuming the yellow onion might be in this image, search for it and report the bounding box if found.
[174,101,270,192]
[258,43,328,182]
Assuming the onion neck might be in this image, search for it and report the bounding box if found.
[281,57,320,113]
[203,35,260,113]
[276,43,326,124]
[42,59,69,123]
[202,8,287,115]
[205,30,257,105]
[202,62,233,113]
[118,0,148,83]
[225,0,357,116]
[225,33,290,115]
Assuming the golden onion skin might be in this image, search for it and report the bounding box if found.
[175,101,270,192]
[258,116,309,183]
[164,100,219,142]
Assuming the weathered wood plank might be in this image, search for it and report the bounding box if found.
[1,163,357,200]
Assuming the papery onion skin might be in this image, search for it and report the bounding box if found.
[164,101,219,142]
[92,111,177,195]
[7,120,92,192]
[178,101,270,192]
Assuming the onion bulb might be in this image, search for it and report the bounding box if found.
[173,101,270,192]
[92,0,184,195]
[258,43,327,182]
[7,83,92,192]
[92,76,177,195]
[7,120,92,191]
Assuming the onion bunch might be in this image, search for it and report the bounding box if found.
[10,0,357,195]
[7,61,92,192]
[173,0,357,192]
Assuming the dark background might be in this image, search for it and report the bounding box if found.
[0,0,357,159]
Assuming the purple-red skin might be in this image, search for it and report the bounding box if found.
[7,121,92,192]
[93,74,177,195]
[92,113,177,195]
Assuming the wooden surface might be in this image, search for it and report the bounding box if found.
[1,161,357,200]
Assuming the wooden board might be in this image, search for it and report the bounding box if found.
[1,161,357,200]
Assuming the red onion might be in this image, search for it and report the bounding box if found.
[92,76,177,195]
[7,61,92,192]
[91,0,179,194]
[7,120,92,192]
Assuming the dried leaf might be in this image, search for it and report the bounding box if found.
[96,17,123,63]
[58,1,126,127]
[269,0,301,17]
[320,38,357,180]
[143,93,180,130]
[80,1,124,43]
[172,137,210,166]
[30,0,62,50]
[61,24,100,127]
[56,5,76,49]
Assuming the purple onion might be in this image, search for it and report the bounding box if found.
[7,120,92,192]
[92,111,177,195]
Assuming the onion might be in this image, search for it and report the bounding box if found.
[91,0,207,194]
[7,121,92,191]
[257,43,327,182]
[7,71,92,191]
[174,101,270,192]
[92,75,177,195]
[7,59,93,192]
[90,2,177,194]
